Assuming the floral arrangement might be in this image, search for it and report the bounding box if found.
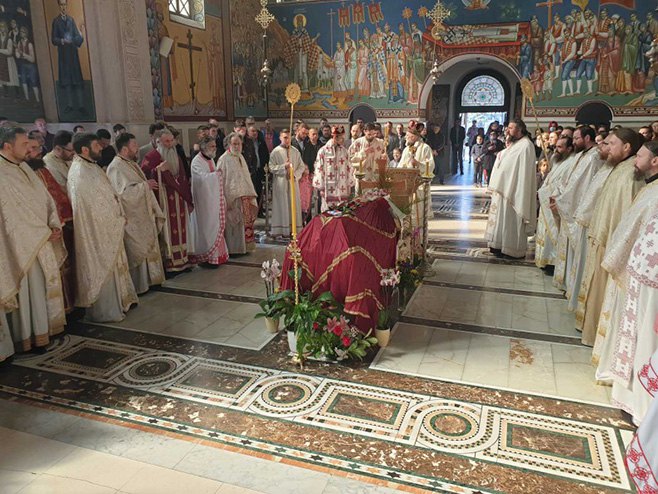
[255,259,288,321]
[304,314,378,361]
[327,188,389,217]
[260,259,281,297]
[377,268,400,330]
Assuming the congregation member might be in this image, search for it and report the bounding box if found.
[319,124,332,146]
[68,133,137,323]
[34,118,54,152]
[141,129,194,273]
[43,130,75,187]
[485,119,537,259]
[449,118,466,175]
[427,122,446,184]
[189,137,229,267]
[535,136,576,271]
[216,133,258,254]
[389,148,402,167]
[552,126,604,298]
[349,122,386,182]
[246,125,269,212]
[481,130,504,185]
[592,140,658,382]
[269,129,304,238]
[0,127,66,357]
[97,129,116,168]
[113,124,127,138]
[470,133,486,187]
[576,128,645,346]
[312,125,353,212]
[261,119,280,153]
[106,133,166,293]
[611,212,658,426]
[25,136,75,314]
[384,122,399,160]
[345,124,362,150]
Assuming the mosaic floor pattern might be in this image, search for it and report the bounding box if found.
[0,330,633,494]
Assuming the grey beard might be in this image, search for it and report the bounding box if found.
[157,145,180,176]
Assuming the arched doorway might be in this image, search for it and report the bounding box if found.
[575,101,613,127]
[349,104,377,126]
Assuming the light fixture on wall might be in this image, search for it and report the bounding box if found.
[430,59,443,85]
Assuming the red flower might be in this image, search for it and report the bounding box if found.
[332,325,343,336]
[341,336,352,347]
[312,322,320,331]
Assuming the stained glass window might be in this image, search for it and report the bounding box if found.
[168,0,204,27]
[461,75,505,107]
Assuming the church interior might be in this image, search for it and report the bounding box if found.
[1,0,658,493]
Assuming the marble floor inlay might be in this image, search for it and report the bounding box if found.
[2,333,631,493]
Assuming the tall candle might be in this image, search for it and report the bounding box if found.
[425,160,430,176]
[289,161,297,235]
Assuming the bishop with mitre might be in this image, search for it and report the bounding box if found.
[68,133,138,322]
[107,132,166,293]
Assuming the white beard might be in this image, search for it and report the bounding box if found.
[157,145,180,176]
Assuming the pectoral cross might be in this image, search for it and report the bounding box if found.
[177,29,203,101]
[535,0,562,29]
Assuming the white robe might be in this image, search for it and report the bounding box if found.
[106,156,166,294]
[43,151,71,188]
[485,137,537,258]
[312,139,353,212]
[625,348,658,491]
[189,153,229,265]
[269,145,304,237]
[534,153,578,269]
[349,136,387,182]
[594,181,658,382]
[566,163,615,311]
[399,140,433,229]
[68,156,137,322]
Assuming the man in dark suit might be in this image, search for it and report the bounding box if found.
[449,118,466,175]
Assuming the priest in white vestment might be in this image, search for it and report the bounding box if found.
[625,348,658,490]
[189,137,229,266]
[567,138,614,311]
[534,136,576,269]
[0,127,66,357]
[269,129,304,238]
[106,133,166,294]
[485,119,537,259]
[216,133,258,254]
[43,130,75,187]
[68,133,138,322]
[349,122,387,182]
[313,125,353,212]
[553,128,604,299]
[611,212,658,425]
[576,129,645,345]
[400,121,434,230]
[593,141,658,382]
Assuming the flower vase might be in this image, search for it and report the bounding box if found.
[265,317,279,333]
[375,328,391,347]
[287,330,297,354]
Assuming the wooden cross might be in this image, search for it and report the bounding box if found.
[177,29,203,101]
[536,0,563,29]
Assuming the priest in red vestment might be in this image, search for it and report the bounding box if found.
[25,136,75,313]
[141,129,194,273]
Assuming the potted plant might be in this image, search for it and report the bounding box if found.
[285,290,340,357]
[257,259,283,332]
[397,257,422,309]
[376,268,400,347]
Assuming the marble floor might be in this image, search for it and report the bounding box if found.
[0,173,635,494]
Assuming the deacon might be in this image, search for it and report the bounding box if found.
[26,136,75,313]
[576,128,645,346]
[269,129,304,238]
[141,129,194,273]
[611,213,658,426]
[107,133,166,294]
[312,125,353,212]
[592,140,658,381]
[565,137,614,311]
[552,126,604,300]
[68,133,137,322]
[485,119,537,259]
[216,133,258,254]
[43,130,75,187]
[0,127,66,358]
[535,136,576,271]
[189,137,229,266]
[349,122,387,182]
